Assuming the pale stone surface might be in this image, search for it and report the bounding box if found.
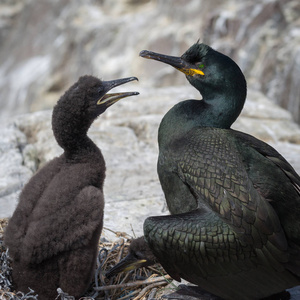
[1,2,300,238]
[1,87,300,239]
[0,125,32,216]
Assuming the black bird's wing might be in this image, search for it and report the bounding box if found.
[144,209,241,283]
[155,126,300,298]
[232,129,300,196]
[144,209,299,299]
[232,129,300,275]
[159,127,297,271]
[163,127,285,244]
[21,185,104,264]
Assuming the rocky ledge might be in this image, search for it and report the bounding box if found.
[1,86,300,240]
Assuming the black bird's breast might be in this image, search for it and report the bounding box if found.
[158,127,289,251]
[158,127,252,218]
[153,127,300,298]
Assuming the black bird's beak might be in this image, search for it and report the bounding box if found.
[106,253,148,278]
[97,77,139,107]
[139,50,204,76]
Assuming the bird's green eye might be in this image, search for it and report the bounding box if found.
[198,64,204,69]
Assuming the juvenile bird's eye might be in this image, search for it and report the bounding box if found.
[97,87,104,94]
[198,63,204,69]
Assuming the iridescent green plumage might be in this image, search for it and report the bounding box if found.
[146,126,300,299]
[109,43,300,299]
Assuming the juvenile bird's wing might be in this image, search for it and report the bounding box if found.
[170,128,289,264]
[21,185,104,264]
[4,157,64,260]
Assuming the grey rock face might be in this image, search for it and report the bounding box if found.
[0,0,300,122]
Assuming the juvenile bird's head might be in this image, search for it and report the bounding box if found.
[52,75,139,151]
[58,75,139,119]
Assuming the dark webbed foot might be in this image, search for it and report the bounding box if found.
[260,290,290,299]
[263,285,300,299]
[287,285,300,300]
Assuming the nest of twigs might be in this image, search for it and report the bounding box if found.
[0,219,173,300]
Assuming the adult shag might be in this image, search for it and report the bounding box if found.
[107,43,300,299]
[4,75,139,299]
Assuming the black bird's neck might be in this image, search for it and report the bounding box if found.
[158,91,245,149]
[52,105,98,161]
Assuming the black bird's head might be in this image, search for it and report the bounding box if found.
[140,42,247,129]
[106,237,156,278]
[140,42,246,102]
[52,75,139,151]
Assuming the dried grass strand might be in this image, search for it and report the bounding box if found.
[133,281,168,300]
[94,275,171,291]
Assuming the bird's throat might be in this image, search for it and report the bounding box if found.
[158,97,243,150]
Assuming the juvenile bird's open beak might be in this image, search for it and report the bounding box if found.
[97,77,139,106]
[139,50,204,76]
[106,253,148,278]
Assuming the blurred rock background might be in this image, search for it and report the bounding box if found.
[0,0,300,238]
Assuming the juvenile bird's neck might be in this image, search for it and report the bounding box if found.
[52,106,99,161]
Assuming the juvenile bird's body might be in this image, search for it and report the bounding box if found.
[108,44,300,299]
[4,75,138,299]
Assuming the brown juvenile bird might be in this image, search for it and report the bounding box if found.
[4,75,139,299]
